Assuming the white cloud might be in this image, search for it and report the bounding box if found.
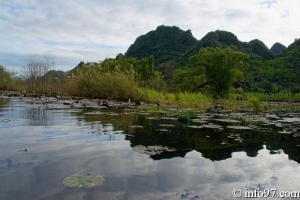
[0,0,299,72]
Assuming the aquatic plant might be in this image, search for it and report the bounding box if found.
[62,174,105,188]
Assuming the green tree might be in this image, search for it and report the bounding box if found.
[174,47,249,97]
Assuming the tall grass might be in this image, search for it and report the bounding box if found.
[137,88,167,103]
[137,88,211,108]
[247,95,261,113]
[176,92,211,108]
[243,92,300,102]
[220,94,240,111]
[65,73,138,100]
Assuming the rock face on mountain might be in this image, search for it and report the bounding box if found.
[270,42,286,56]
[125,25,276,68]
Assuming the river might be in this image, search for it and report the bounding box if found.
[0,97,300,200]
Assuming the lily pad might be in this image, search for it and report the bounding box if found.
[191,119,207,124]
[214,118,241,123]
[279,117,300,124]
[62,174,105,188]
[132,145,176,156]
[159,124,175,127]
[188,125,203,129]
[202,124,223,130]
[227,126,252,130]
[132,125,144,129]
[161,117,178,120]
[83,111,104,115]
[156,128,169,132]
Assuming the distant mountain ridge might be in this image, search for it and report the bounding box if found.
[125,25,288,68]
[55,26,300,77]
[270,42,286,56]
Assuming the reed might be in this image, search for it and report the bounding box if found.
[137,88,211,108]
[64,73,138,100]
[247,95,261,113]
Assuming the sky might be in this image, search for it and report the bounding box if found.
[0,0,300,73]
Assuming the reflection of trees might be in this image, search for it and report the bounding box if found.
[70,107,136,133]
[275,135,300,163]
[0,98,10,111]
[23,107,54,126]
[186,128,279,161]
[67,105,300,163]
[126,114,194,160]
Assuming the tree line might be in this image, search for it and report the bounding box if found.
[1,45,300,100]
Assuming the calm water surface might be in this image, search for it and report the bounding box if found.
[0,97,300,200]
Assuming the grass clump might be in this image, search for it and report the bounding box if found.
[176,92,211,108]
[247,95,261,113]
[220,94,240,111]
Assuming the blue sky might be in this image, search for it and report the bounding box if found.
[0,0,299,73]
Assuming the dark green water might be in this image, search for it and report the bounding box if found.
[0,97,300,200]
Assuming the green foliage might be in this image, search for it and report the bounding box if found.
[0,65,13,90]
[137,88,166,103]
[247,95,261,113]
[173,47,249,98]
[65,66,138,100]
[220,94,240,111]
[0,65,21,91]
[64,55,165,100]
[137,88,211,108]
[243,43,300,96]
[244,92,300,102]
[4,27,300,105]
[176,92,211,107]
[124,26,300,99]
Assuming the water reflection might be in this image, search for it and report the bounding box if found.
[1,97,300,200]
[119,110,300,163]
[6,158,34,168]
[0,97,9,107]
[23,107,54,126]
[0,97,10,118]
[65,104,300,163]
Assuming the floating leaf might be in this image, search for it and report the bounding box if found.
[227,126,252,130]
[62,174,105,188]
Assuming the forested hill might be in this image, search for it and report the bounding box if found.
[178,31,274,66]
[125,25,198,66]
[270,42,286,56]
[125,25,276,67]
[287,38,300,51]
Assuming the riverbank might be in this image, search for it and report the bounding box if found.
[2,89,300,113]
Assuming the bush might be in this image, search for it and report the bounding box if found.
[65,72,138,100]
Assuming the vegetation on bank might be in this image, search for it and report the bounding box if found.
[1,26,300,110]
